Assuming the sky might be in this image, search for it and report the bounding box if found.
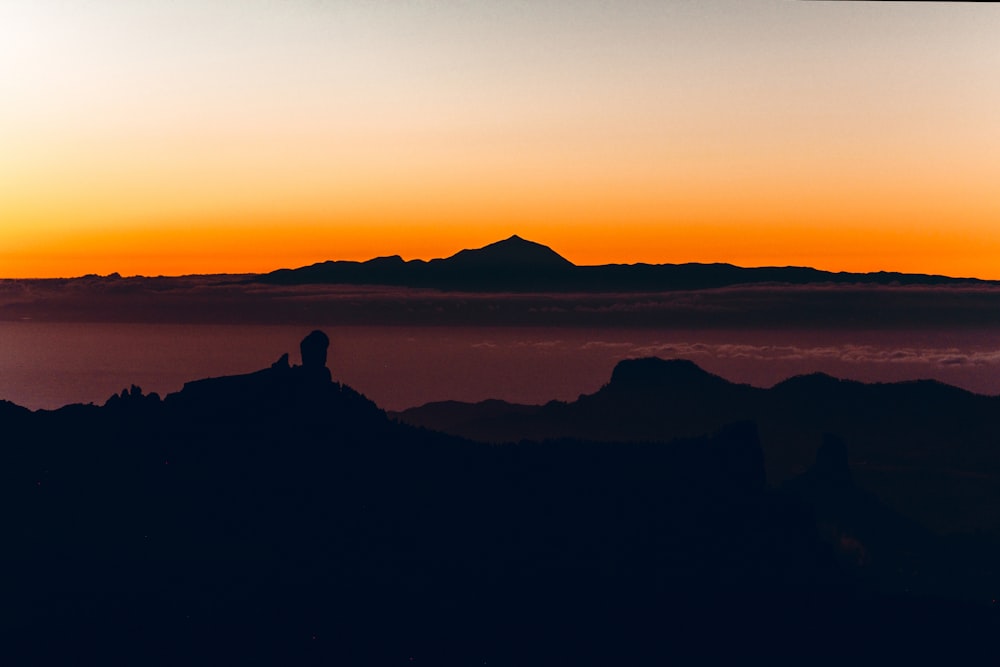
[2,0,999,278]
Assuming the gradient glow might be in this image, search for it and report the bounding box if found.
[3,1,999,278]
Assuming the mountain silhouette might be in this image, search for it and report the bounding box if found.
[441,234,574,268]
[608,357,736,393]
[395,356,1000,536]
[264,235,578,290]
[260,235,992,291]
[3,333,998,661]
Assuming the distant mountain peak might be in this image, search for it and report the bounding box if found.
[364,254,405,265]
[608,357,731,392]
[772,372,848,392]
[443,236,575,268]
[261,234,993,291]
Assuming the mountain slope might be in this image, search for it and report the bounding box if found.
[0,332,879,659]
[394,356,1000,535]
[4,332,998,660]
[439,234,574,268]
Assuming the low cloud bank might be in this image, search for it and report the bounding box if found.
[5,277,1000,329]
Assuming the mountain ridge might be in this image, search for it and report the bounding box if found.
[439,234,574,268]
[394,355,1000,536]
[260,235,993,291]
[4,331,999,659]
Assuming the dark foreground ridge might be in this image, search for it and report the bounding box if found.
[2,333,998,662]
[260,234,993,291]
[397,357,1000,535]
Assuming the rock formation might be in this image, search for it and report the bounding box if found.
[299,329,331,382]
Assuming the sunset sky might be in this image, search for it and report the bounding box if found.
[2,1,999,278]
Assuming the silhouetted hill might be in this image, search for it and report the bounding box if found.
[3,334,998,661]
[263,235,580,290]
[0,398,31,419]
[261,235,993,291]
[395,357,1000,536]
[608,357,737,394]
[397,357,758,442]
[442,234,574,268]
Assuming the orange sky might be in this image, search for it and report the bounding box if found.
[2,1,999,279]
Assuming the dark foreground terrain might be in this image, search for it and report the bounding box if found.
[397,357,1000,536]
[2,332,998,663]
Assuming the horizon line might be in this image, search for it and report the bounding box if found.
[2,233,995,283]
